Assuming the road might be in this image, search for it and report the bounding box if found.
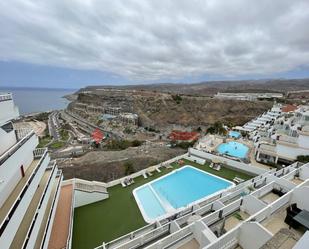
[48,111,60,140]
[61,110,120,140]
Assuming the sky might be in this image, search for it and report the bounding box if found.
[0,0,309,89]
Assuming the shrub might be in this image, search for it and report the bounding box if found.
[124,162,135,175]
[297,155,309,163]
[172,94,182,104]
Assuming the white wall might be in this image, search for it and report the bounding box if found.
[42,175,63,249]
[298,134,309,149]
[25,168,58,249]
[189,148,266,176]
[0,128,16,155]
[241,195,267,215]
[0,134,38,208]
[239,222,272,249]
[183,155,206,165]
[0,153,49,249]
[277,143,309,160]
[74,190,109,208]
[0,98,19,124]
[300,166,309,180]
[290,186,309,210]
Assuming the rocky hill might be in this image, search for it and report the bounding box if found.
[69,89,273,129]
[81,78,309,96]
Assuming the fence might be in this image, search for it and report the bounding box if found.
[205,227,239,249]
[105,153,188,188]
[188,148,267,176]
[0,93,12,102]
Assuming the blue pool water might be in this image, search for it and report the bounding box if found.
[217,141,249,158]
[134,166,233,222]
[229,131,241,138]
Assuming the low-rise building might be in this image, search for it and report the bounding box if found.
[214,92,284,101]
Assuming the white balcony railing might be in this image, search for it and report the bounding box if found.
[0,130,35,166]
[0,149,48,237]
[16,128,33,140]
[0,93,12,102]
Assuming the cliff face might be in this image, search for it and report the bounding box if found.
[132,94,272,127]
[69,89,273,129]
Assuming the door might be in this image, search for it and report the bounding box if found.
[20,165,25,177]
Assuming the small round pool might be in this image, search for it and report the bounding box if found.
[229,131,241,139]
[217,141,249,159]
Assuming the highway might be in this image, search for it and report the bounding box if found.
[48,111,60,140]
[61,110,120,140]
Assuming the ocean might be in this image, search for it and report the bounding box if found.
[0,87,76,115]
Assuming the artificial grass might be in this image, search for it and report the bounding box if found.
[72,159,253,249]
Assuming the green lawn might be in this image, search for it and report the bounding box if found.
[38,136,52,147]
[49,141,66,149]
[72,159,253,249]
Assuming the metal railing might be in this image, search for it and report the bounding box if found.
[16,128,33,140]
[40,171,63,249]
[21,164,57,249]
[0,93,12,102]
[98,161,301,249]
[0,149,48,237]
[0,130,35,166]
[74,180,108,194]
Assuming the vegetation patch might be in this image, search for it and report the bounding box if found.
[172,94,182,104]
[207,121,227,135]
[297,155,309,163]
[104,139,143,150]
[38,135,52,147]
[49,141,65,149]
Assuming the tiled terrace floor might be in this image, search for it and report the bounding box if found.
[178,238,200,249]
[224,211,250,231]
[48,184,73,249]
[260,192,280,205]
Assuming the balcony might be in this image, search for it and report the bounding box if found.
[34,171,62,249]
[0,93,13,102]
[8,166,55,249]
[0,130,36,166]
[0,148,48,238]
[0,93,19,123]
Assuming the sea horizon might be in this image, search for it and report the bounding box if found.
[0,86,75,114]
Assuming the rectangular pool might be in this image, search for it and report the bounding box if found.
[133,166,234,223]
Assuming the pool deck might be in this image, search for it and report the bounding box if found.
[72,159,253,249]
[133,166,235,223]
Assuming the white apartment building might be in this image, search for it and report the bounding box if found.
[254,105,309,165]
[94,161,309,249]
[0,93,63,249]
[214,92,283,101]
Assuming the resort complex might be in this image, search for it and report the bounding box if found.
[1,93,309,249]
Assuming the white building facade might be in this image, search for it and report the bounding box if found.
[254,105,309,164]
[0,93,63,249]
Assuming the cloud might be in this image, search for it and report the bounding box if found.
[0,0,309,81]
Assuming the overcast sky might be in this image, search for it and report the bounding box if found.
[1,0,309,88]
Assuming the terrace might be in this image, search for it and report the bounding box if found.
[72,159,253,249]
[9,167,54,249]
[88,163,301,249]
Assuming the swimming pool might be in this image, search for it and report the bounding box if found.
[217,141,249,158]
[133,166,234,223]
[229,131,241,138]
